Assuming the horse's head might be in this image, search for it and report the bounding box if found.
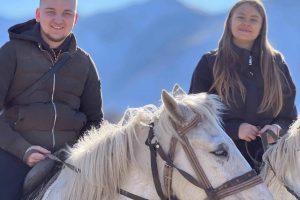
[151,84,272,200]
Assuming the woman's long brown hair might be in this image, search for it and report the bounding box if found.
[211,0,291,116]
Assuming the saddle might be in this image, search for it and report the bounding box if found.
[22,150,68,199]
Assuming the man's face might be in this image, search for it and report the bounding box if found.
[36,0,78,48]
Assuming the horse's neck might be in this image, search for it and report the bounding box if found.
[282,164,300,197]
[263,168,298,200]
[283,133,300,195]
[120,163,160,199]
[262,133,300,200]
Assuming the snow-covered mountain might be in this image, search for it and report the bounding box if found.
[1,0,299,121]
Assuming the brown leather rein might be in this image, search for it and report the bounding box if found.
[120,116,263,200]
[245,129,280,167]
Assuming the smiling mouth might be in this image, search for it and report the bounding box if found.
[51,25,64,30]
[238,29,252,33]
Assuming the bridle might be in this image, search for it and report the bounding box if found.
[120,115,263,200]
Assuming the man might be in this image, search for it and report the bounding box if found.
[0,0,103,199]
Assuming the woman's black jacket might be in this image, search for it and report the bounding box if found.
[189,45,297,162]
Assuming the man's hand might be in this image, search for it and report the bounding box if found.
[238,123,260,142]
[24,146,51,167]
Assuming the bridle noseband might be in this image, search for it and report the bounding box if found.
[120,116,263,200]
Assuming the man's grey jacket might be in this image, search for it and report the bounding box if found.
[0,19,103,161]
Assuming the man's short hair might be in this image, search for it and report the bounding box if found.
[39,0,78,9]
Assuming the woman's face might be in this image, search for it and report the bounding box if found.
[230,3,263,49]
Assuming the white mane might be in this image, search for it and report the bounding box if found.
[261,118,300,199]
[60,105,156,200]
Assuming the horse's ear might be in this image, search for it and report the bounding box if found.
[172,83,186,97]
[162,90,184,122]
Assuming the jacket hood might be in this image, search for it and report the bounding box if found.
[8,19,77,54]
[8,19,43,44]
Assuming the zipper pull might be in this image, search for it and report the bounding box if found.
[249,55,252,66]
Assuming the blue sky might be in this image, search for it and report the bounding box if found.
[0,0,237,19]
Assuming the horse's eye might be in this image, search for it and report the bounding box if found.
[210,144,228,157]
[211,149,228,157]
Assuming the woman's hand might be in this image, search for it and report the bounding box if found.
[259,124,281,144]
[238,123,260,142]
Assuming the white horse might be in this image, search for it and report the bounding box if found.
[260,117,300,200]
[40,85,272,200]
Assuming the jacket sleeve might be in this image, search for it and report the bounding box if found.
[222,116,244,140]
[0,42,31,160]
[79,56,103,136]
[189,54,214,94]
[271,55,297,133]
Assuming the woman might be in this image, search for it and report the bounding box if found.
[189,0,297,170]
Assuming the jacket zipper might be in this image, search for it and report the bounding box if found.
[38,44,58,148]
[51,74,57,147]
[249,55,253,66]
[249,55,254,76]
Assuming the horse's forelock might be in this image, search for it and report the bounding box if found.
[182,93,224,127]
[156,93,224,143]
[119,104,157,126]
